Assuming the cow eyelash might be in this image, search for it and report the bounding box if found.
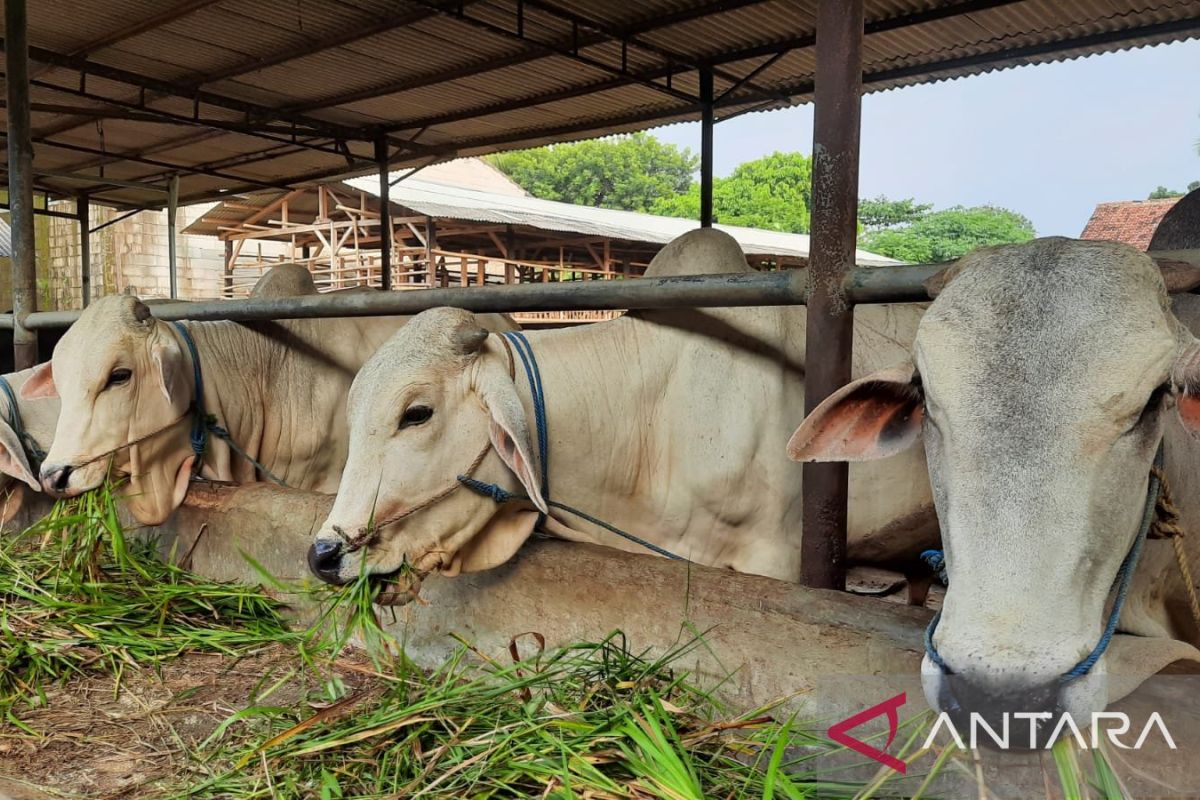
[105,368,132,389]
[399,405,434,430]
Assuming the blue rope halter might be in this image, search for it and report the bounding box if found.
[169,322,290,487]
[922,443,1164,682]
[457,331,684,562]
[0,374,46,472]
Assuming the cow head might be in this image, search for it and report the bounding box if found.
[789,238,1200,742]
[27,294,196,524]
[307,307,545,596]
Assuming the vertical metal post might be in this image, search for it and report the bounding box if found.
[801,0,863,590]
[699,66,714,228]
[375,138,393,291]
[6,0,38,369]
[223,239,234,297]
[167,174,179,299]
[77,194,91,308]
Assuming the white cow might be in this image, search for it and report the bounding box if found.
[790,237,1200,739]
[306,228,934,591]
[26,273,515,525]
[0,367,59,523]
[0,267,319,526]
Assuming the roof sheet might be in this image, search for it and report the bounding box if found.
[1079,198,1180,250]
[0,218,10,258]
[4,0,1198,210]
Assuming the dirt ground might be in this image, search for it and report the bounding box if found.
[0,646,379,799]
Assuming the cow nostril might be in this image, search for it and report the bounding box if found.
[41,465,74,494]
[307,539,345,582]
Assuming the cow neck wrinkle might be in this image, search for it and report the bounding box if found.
[492,319,653,531]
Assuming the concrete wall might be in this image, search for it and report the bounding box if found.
[44,201,226,308]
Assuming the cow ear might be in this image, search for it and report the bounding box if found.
[788,364,925,462]
[0,422,39,491]
[19,363,57,400]
[152,334,191,416]
[477,377,548,514]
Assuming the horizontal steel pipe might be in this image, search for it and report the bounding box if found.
[0,314,13,330]
[24,271,810,329]
[21,265,953,330]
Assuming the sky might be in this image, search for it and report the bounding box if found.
[653,38,1200,237]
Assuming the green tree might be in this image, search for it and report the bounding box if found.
[652,151,814,233]
[1149,186,1186,199]
[859,206,1037,262]
[487,134,697,212]
[858,196,932,230]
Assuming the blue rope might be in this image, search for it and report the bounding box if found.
[503,332,549,526]
[921,549,947,585]
[462,332,683,562]
[0,374,46,471]
[922,444,1164,682]
[170,322,290,487]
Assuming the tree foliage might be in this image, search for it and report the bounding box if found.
[1149,181,1200,198]
[859,205,1037,262]
[651,151,814,233]
[858,196,933,230]
[487,134,697,212]
[1149,186,1186,199]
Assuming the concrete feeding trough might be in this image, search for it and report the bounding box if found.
[41,481,1188,798]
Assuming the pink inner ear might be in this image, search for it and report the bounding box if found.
[1178,391,1200,433]
[789,380,924,463]
[19,363,57,401]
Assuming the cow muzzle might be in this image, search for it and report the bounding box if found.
[40,463,84,497]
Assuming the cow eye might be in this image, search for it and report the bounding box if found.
[399,405,433,430]
[105,368,132,389]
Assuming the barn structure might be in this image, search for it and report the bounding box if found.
[6,0,1197,592]
[4,2,1200,792]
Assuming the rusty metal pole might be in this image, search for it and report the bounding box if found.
[167,174,179,299]
[699,65,714,228]
[375,137,393,291]
[5,0,38,368]
[801,0,863,590]
[77,194,91,308]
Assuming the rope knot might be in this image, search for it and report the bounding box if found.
[921,549,947,586]
[458,476,515,503]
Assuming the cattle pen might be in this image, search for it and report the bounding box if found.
[3,1,1200,796]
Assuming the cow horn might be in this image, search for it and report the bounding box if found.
[452,321,489,355]
[1150,251,1200,293]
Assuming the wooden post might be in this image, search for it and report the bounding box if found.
[801,0,863,591]
[425,217,437,287]
[6,0,38,368]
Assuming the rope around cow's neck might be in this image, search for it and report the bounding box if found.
[922,443,1165,682]
[72,323,290,487]
[336,331,684,562]
[0,374,47,473]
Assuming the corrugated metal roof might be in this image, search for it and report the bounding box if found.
[0,218,11,258]
[4,0,1198,210]
[347,169,900,267]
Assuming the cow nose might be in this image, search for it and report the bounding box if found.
[941,674,1061,750]
[40,464,74,496]
[307,539,345,583]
